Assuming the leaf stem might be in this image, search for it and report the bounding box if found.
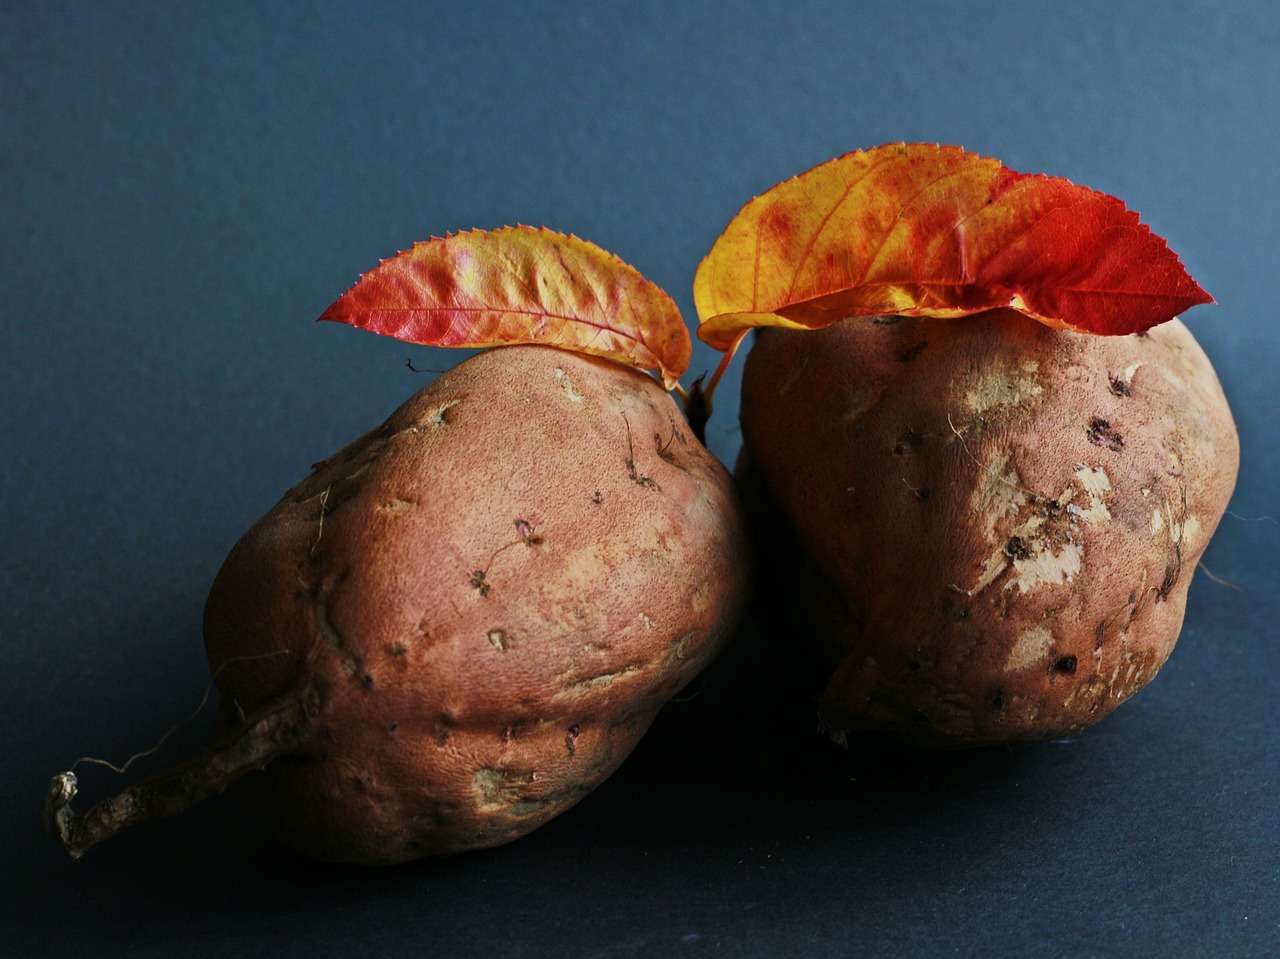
[704,331,749,408]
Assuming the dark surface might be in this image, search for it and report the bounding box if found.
[3,2,1277,956]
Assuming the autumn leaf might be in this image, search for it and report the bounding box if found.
[694,143,1212,351]
[321,226,691,388]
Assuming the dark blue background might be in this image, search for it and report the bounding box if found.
[4,2,1277,956]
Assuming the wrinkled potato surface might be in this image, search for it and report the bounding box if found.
[740,310,1238,748]
[205,345,747,862]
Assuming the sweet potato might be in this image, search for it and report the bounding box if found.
[48,345,747,862]
[738,309,1237,748]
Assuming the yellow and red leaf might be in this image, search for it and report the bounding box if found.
[321,226,691,388]
[694,143,1212,350]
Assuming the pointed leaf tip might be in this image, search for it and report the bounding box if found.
[694,143,1212,349]
[320,226,691,388]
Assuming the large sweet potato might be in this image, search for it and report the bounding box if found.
[739,310,1237,748]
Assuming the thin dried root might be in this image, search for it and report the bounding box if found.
[1198,561,1243,592]
[45,684,318,860]
[72,650,290,776]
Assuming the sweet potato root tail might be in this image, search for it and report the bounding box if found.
[45,685,318,860]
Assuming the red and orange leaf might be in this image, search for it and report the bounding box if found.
[321,226,691,388]
[694,143,1212,350]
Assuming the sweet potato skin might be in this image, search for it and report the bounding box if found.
[204,346,746,863]
[740,310,1238,748]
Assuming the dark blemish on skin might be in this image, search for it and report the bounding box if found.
[387,721,399,734]
[361,673,375,689]
[991,689,1006,711]
[1108,373,1132,397]
[873,315,904,326]
[390,641,408,657]
[591,490,603,505]
[470,523,541,598]
[514,518,543,546]
[1087,417,1124,451]
[654,422,682,463]
[1095,622,1107,647]
[1157,485,1188,602]
[897,341,928,362]
[1052,655,1078,675]
[622,414,660,490]
[893,429,924,455]
[1004,536,1033,560]
[900,476,930,501]
[565,724,580,755]
[434,717,452,746]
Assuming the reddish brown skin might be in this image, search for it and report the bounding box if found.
[204,346,747,863]
[739,310,1238,748]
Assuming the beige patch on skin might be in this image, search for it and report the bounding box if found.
[1073,466,1112,525]
[690,579,713,614]
[553,367,585,402]
[964,510,1083,597]
[1121,362,1143,387]
[971,451,1027,538]
[971,548,1010,595]
[662,631,695,667]
[1182,515,1202,543]
[964,363,1043,416]
[1158,500,1201,546]
[473,769,511,806]
[377,498,416,514]
[1008,541,1083,594]
[1006,625,1054,672]
[556,664,643,696]
[473,768,534,807]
